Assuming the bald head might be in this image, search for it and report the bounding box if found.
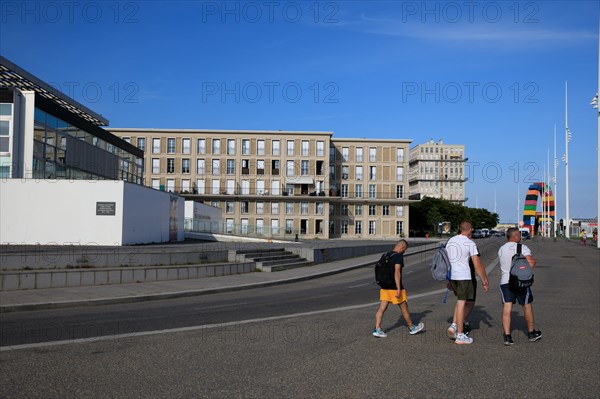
[393,239,408,253]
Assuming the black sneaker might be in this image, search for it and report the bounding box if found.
[503,334,514,346]
[528,330,542,342]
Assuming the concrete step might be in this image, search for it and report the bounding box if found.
[260,260,313,272]
[235,248,286,255]
[0,261,256,291]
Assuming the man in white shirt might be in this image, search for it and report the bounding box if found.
[446,221,489,345]
[498,227,542,345]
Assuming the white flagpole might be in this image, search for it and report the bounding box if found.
[565,81,571,239]
[554,124,558,238]
[543,164,546,237]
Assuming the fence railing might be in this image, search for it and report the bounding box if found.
[185,218,300,241]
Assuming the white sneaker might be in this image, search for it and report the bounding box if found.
[409,322,424,335]
[447,323,457,339]
[373,328,387,338]
[455,333,473,345]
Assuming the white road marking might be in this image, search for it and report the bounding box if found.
[347,283,370,288]
[1,259,498,352]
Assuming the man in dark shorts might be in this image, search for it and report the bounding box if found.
[498,227,542,345]
[445,221,489,344]
[373,239,424,338]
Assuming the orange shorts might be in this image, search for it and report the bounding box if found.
[379,289,407,305]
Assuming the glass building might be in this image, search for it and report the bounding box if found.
[0,56,143,182]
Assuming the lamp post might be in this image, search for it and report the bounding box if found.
[565,81,571,239]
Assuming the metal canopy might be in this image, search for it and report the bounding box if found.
[0,55,108,126]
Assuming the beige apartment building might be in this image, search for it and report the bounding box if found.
[108,128,412,239]
[408,139,467,202]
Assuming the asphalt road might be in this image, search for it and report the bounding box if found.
[1,238,597,399]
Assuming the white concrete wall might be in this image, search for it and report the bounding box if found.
[1,179,185,245]
[122,184,184,244]
[0,179,124,245]
[185,200,222,222]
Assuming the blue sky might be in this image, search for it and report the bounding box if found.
[1,0,598,223]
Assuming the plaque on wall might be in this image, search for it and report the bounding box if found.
[96,202,116,216]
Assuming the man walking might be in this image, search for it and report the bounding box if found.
[446,221,489,345]
[498,227,542,345]
[373,239,425,338]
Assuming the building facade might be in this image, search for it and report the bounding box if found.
[0,56,143,182]
[109,128,413,239]
[409,139,467,203]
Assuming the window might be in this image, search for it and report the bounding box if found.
[301,202,309,214]
[286,219,294,234]
[212,139,220,154]
[241,219,249,235]
[341,204,348,215]
[166,179,175,192]
[197,138,206,154]
[182,138,191,154]
[256,219,264,235]
[341,184,348,198]
[152,138,161,154]
[227,139,235,155]
[256,180,265,195]
[240,201,249,214]
[369,147,377,162]
[226,159,235,174]
[151,179,160,190]
[256,202,264,214]
[271,202,279,214]
[316,202,324,215]
[257,140,265,155]
[355,221,362,235]
[329,204,335,215]
[197,159,206,174]
[329,146,335,162]
[369,166,377,180]
[355,204,362,216]
[369,184,376,198]
[342,166,349,180]
[182,159,190,174]
[167,158,175,173]
[242,139,250,155]
[382,205,390,216]
[272,160,280,175]
[137,137,146,151]
[301,140,309,156]
[396,148,404,163]
[212,159,220,174]
[226,179,235,194]
[329,165,335,180]
[241,180,250,195]
[356,147,363,162]
[272,140,280,156]
[355,184,363,198]
[181,179,190,192]
[241,159,250,174]
[257,159,265,175]
[286,161,295,176]
[341,220,349,235]
[285,184,294,196]
[396,205,404,217]
[396,185,404,199]
[329,221,335,235]
[197,179,205,194]
[316,140,325,156]
[369,205,376,216]
[287,140,295,156]
[152,158,160,174]
[369,221,377,235]
[301,160,309,175]
[271,180,280,196]
[286,202,294,214]
[167,138,176,154]
[226,201,234,213]
[356,166,363,180]
[396,166,404,181]
[396,221,404,235]
[342,147,349,162]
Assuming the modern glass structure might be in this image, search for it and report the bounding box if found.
[0,56,143,182]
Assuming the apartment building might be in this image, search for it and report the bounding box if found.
[108,128,412,239]
[408,139,467,202]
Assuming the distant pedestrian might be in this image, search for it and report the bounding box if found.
[580,229,587,246]
[498,227,542,345]
[445,221,489,345]
[373,239,425,338]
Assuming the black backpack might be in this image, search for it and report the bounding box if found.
[374,251,397,289]
[509,243,534,290]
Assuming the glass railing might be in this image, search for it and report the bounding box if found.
[185,218,300,241]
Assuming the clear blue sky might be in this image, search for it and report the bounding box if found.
[1,0,598,223]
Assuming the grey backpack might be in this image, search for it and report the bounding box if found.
[431,244,451,281]
[509,243,534,290]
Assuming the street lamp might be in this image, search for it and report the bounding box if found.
[593,91,599,248]
[564,82,571,239]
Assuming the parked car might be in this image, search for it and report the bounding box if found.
[481,228,490,237]
[519,229,531,240]
[472,229,485,238]
[490,229,504,237]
